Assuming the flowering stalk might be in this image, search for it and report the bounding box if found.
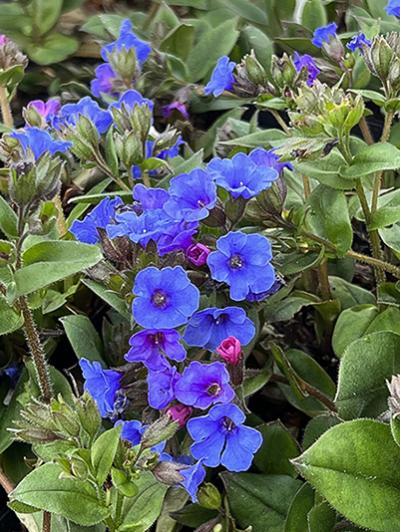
[0,85,13,128]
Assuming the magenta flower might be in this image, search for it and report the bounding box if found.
[167,404,193,427]
[216,336,242,366]
[162,101,189,120]
[185,243,211,267]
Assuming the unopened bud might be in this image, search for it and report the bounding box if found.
[153,460,185,485]
[197,483,222,510]
[108,48,138,84]
[185,243,210,267]
[322,37,345,63]
[76,393,102,439]
[141,415,179,449]
[216,336,242,366]
[166,404,193,427]
[245,50,267,86]
[388,374,400,415]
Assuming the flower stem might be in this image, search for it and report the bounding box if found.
[42,511,52,532]
[0,86,13,128]
[359,116,374,145]
[270,109,290,133]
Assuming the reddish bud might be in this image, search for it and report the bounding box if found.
[167,404,193,427]
[186,243,211,267]
[216,336,242,366]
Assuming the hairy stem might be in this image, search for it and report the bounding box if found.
[0,86,13,128]
[270,109,290,133]
[359,116,374,145]
[42,512,52,532]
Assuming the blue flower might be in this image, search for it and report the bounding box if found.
[101,18,151,65]
[293,52,320,86]
[346,33,372,52]
[248,148,293,174]
[386,0,400,16]
[157,219,198,256]
[147,364,179,409]
[26,99,61,122]
[10,128,71,160]
[163,168,217,221]
[175,361,234,410]
[79,358,122,418]
[132,266,200,329]
[70,196,123,244]
[187,404,262,471]
[110,89,154,113]
[55,97,112,134]
[117,419,165,453]
[107,209,168,246]
[133,184,169,210]
[207,231,275,301]
[204,56,236,97]
[312,23,338,48]
[208,152,278,199]
[184,307,255,351]
[179,460,206,502]
[91,63,117,98]
[125,329,186,371]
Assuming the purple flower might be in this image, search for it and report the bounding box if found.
[186,243,211,267]
[187,404,262,471]
[207,231,275,301]
[79,358,122,418]
[208,152,278,199]
[133,183,169,210]
[162,101,189,120]
[163,168,217,221]
[184,307,255,351]
[157,219,198,256]
[246,278,282,302]
[205,56,236,97]
[346,33,372,52]
[248,148,293,174]
[175,361,235,410]
[117,419,165,453]
[70,196,123,244]
[91,63,117,98]
[55,97,112,134]
[386,0,400,16]
[312,23,338,48]
[27,98,61,121]
[167,404,193,427]
[125,329,186,371]
[147,364,179,409]
[0,35,9,45]
[10,127,71,160]
[293,52,320,86]
[110,89,154,113]
[132,266,200,329]
[101,19,151,65]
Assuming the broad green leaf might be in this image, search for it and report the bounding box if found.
[302,414,341,450]
[219,0,268,25]
[294,151,356,190]
[264,292,320,323]
[118,472,167,531]
[307,501,336,531]
[366,307,400,335]
[221,473,302,532]
[31,0,63,35]
[91,427,121,485]
[12,241,102,299]
[221,128,286,148]
[284,482,315,532]
[332,304,379,357]
[293,419,400,531]
[335,331,400,419]
[301,0,327,30]
[0,194,18,238]
[254,421,299,477]
[26,33,79,65]
[0,64,25,92]
[170,503,218,528]
[60,314,104,364]
[243,367,272,397]
[340,143,400,179]
[0,294,23,335]
[379,223,400,254]
[349,90,386,106]
[241,26,273,71]
[305,185,353,256]
[187,19,239,81]
[9,463,110,526]
[160,24,195,61]
[81,14,125,39]
[370,205,400,229]
[274,249,324,276]
[82,279,130,322]
[329,276,375,308]
[0,370,29,454]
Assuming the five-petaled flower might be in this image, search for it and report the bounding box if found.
[187,404,262,471]
[312,22,338,48]
[207,231,275,301]
[293,52,320,86]
[71,196,123,244]
[101,18,151,65]
[132,266,200,329]
[204,56,236,97]
[10,127,71,160]
[175,361,235,409]
[346,33,372,52]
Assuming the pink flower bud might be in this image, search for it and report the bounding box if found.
[186,243,210,267]
[0,35,9,46]
[216,336,242,366]
[167,404,193,427]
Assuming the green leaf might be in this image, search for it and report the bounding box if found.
[243,367,272,397]
[26,33,79,65]
[221,473,302,532]
[335,331,400,419]
[12,241,102,299]
[332,304,379,357]
[0,64,25,92]
[91,426,121,485]
[31,0,63,35]
[66,179,112,225]
[0,194,18,238]
[118,472,167,531]
[340,143,400,179]
[170,503,218,528]
[0,370,29,453]
[187,19,239,81]
[219,0,268,25]
[305,185,353,256]
[302,414,341,450]
[81,14,125,39]
[60,314,104,364]
[220,128,286,148]
[284,482,315,532]
[307,501,336,531]
[160,24,195,61]
[9,463,110,526]
[294,151,355,190]
[329,276,376,308]
[293,419,400,531]
[241,26,273,71]
[254,421,299,477]
[264,292,320,323]
[82,279,130,322]
[301,0,327,31]
[0,294,23,335]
